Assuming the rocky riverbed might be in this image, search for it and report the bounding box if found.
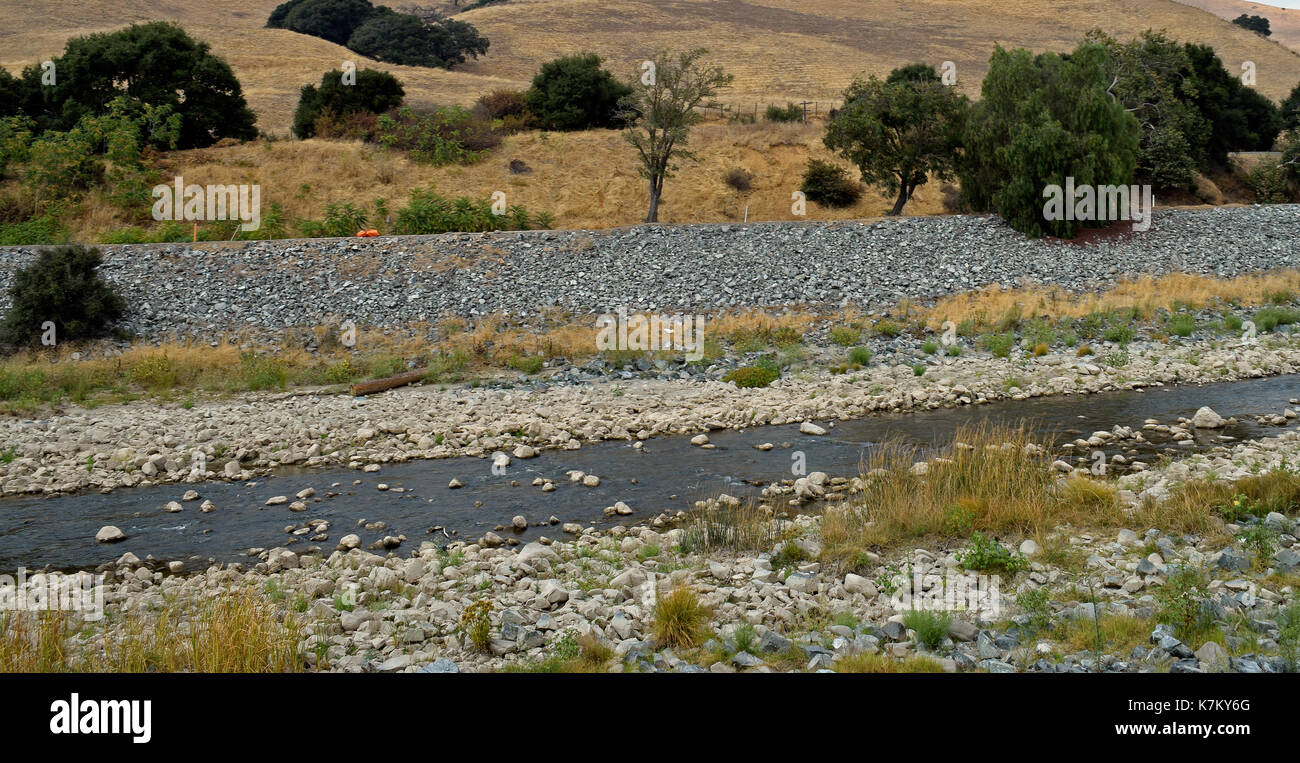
[3,331,1296,497]
[38,423,1300,674]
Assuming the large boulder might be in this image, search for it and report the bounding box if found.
[1191,407,1225,429]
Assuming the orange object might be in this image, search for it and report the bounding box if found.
[366,229,379,236]
[356,230,367,237]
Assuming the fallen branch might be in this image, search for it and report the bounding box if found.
[349,368,428,396]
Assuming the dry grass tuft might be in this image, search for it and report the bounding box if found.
[832,652,946,673]
[650,585,712,649]
[0,587,303,672]
[822,423,1124,556]
[921,270,1300,330]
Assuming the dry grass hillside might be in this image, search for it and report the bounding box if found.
[68,120,947,238]
[1176,0,1300,54]
[2,0,1292,237]
[2,0,1298,136]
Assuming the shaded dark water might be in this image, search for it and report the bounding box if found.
[1,375,1297,572]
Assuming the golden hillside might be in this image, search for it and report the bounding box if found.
[72,121,949,238]
[1175,0,1300,55]
[2,0,1298,135]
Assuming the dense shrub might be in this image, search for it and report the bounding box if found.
[723,167,753,192]
[800,159,861,207]
[0,245,125,348]
[292,68,405,140]
[1247,159,1291,203]
[722,365,780,388]
[764,102,803,122]
[523,53,632,131]
[372,106,492,164]
[473,90,534,133]
[388,185,550,234]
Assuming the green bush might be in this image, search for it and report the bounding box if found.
[800,159,861,208]
[902,609,951,650]
[0,245,125,348]
[372,106,491,165]
[723,365,779,388]
[292,68,404,140]
[872,319,902,337]
[1247,159,1291,203]
[955,532,1028,574]
[848,346,872,365]
[507,355,544,374]
[1167,313,1195,337]
[1254,307,1299,332]
[389,185,550,234]
[1155,566,1210,640]
[0,216,64,246]
[828,325,861,345]
[980,332,1015,358]
[241,353,288,391]
[524,53,631,131]
[1102,324,1133,344]
[764,103,803,122]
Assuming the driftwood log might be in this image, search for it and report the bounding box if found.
[348,368,427,396]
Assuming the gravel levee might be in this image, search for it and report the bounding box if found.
[0,206,1296,337]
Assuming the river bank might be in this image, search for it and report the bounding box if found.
[2,331,1296,498]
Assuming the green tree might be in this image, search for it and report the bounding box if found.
[1232,14,1271,36]
[0,245,126,348]
[824,64,968,215]
[524,53,632,131]
[348,13,488,68]
[960,43,1141,238]
[618,49,732,223]
[292,68,405,139]
[1280,81,1300,132]
[1087,29,1207,190]
[25,22,256,149]
[1184,42,1281,165]
[279,0,376,45]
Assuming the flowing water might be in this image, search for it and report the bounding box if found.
[1,375,1297,572]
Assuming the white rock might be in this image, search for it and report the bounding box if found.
[95,525,126,543]
[1191,406,1225,429]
